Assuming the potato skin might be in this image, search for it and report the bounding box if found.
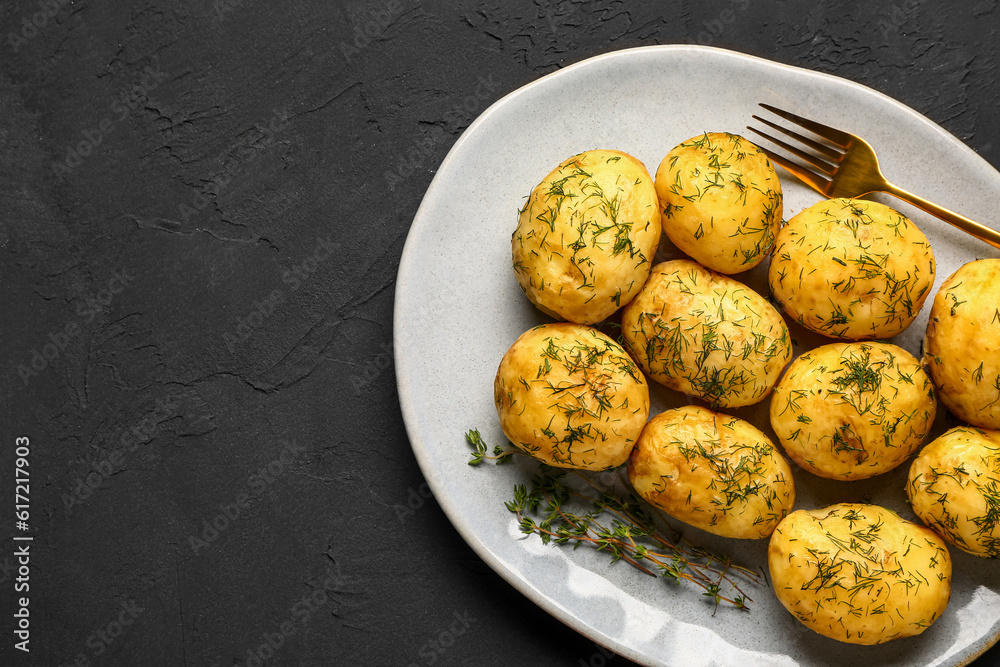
[628,405,795,539]
[621,259,791,408]
[655,132,782,274]
[924,259,1000,429]
[768,504,952,645]
[494,323,649,470]
[768,198,935,340]
[770,342,936,480]
[907,426,1000,558]
[512,150,661,324]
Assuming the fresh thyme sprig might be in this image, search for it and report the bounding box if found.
[466,428,517,465]
[466,429,760,610]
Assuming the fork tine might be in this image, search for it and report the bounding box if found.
[750,140,832,195]
[759,103,853,148]
[751,115,843,161]
[747,123,837,176]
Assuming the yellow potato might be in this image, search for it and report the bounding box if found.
[907,426,1000,559]
[924,259,1000,429]
[628,405,795,539]
[770,342,936,480]
[494,323,649,470]
[654,132,782,274]
[768,198,935,340]
[512,149,661,324]
[769,504,952,645]
[621,259,791,408]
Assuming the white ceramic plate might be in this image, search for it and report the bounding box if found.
[394,45,1000,667]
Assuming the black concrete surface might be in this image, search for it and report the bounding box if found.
[2,1,999,665]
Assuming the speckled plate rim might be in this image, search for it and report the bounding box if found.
[394,44,1000,667]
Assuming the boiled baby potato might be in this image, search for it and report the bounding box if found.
[621,259,791,408]
[770,342,936,480]
[769,503,952,645]
[628,405,795,539]
[907,426,1000,559]
[494,323,649,470]
[924,259,1000,429]
[512,149,661,324]
[654,132,782,274]
[768,198,935,340]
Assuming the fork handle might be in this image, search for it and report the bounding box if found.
[882,183,1000,251]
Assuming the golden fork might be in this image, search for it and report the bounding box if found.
[747,103,1000,250]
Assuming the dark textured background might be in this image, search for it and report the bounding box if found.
[2,1,999,665]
